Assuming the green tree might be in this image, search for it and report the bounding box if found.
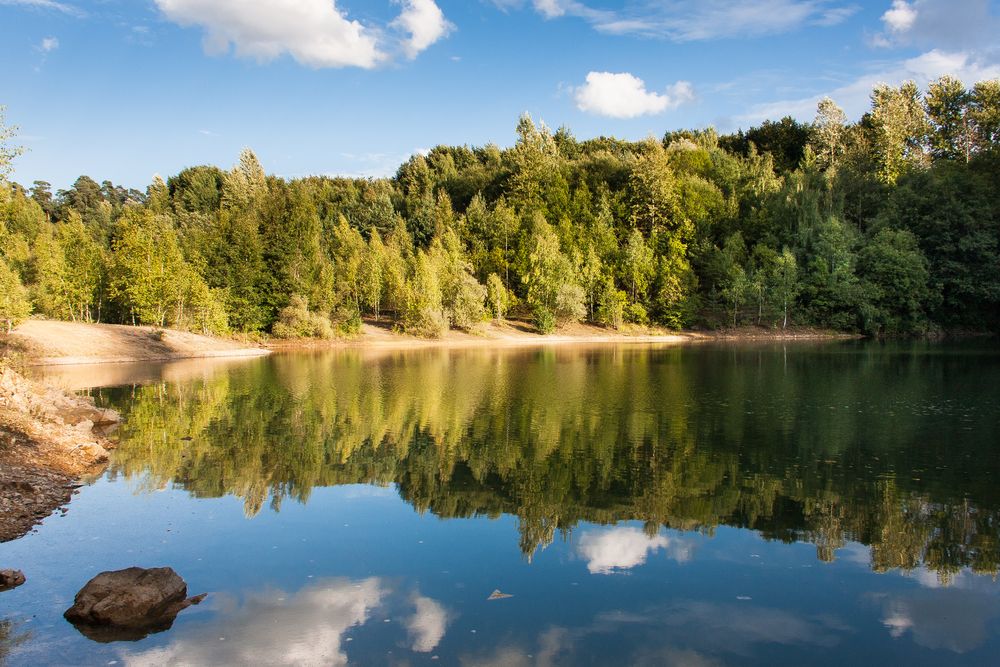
[857,229,934,335]
[870,81,930,185]
[925,76,974,162]
[361,229,386,320]
[486,273,508,321]
[57,211,104,321]
[970,80,1000,152]
[106,210,188,327]
[0,105,23,181]
[0,255,30,332]
[523,215,582,329]
[628,140,680,234]
[772,249,799,329]
[812,97,847,172]
[621,229,655,304]
[403,249,447,337]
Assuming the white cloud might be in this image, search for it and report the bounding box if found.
[404,595,449,652]
[883,0,917,33]
[39,36,58,52]
[577,526,687,574]
[392,0,454,59]
[493,0,858,41]
[0,0,83,16]
[735,49,1000,127]
[872,0,1000,50]
[534,0,568,18]
[154,0,386,69]
[575,72,694,119]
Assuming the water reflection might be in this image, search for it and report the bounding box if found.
[577,527,690,574]
[0,620,30,667]
[405,595,450,653]
[876,590,1000,653]
[121,579,387,666]
[460,600,849,666]
[95,343,1000,580]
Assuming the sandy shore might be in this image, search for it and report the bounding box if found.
[8,320,270,366]
[6,319,858,368]
[268,320,694,351]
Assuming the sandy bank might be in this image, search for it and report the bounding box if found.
[8,320,270,366]
[268,320,858,352]
[269,320,695,351]
[6,320,858,369]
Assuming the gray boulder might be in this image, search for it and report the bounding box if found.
[64,567,206,642]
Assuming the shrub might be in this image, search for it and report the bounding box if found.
[485,273,508,321]
[554,282,586,324]
[272,295,334,339]
[534,306,556,334]
[450,273,487,330]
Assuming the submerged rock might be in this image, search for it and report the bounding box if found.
[0,569,25,591]
[64,567,206,642]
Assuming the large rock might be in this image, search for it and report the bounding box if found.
[64,567,206,642]
[0,569,25,591]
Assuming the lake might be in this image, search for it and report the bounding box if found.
[2,341,999,666]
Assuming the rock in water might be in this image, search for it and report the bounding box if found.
[0,569,26,591]
[64,567,206,642]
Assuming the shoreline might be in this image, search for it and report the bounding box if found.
[4,319,863,367]
[0,368,118,542]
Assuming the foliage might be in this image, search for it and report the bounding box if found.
[0,255,31,332]
[271,295,334,339]
[2,75,999,338]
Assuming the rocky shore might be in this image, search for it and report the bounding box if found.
[0,367,119,542]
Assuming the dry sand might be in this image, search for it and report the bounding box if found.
[9,320,270,366]
[8,319,855,368]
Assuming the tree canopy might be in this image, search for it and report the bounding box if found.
[2,77,999,338]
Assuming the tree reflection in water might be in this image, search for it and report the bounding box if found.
[101,343,1000,581]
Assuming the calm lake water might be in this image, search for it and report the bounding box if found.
[2,341,1000,666]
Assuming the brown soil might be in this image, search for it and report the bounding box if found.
[8,320,270,366]
[0,367,118,542]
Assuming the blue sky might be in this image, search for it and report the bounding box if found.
[2,0,999,189]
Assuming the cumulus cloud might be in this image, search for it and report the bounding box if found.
[39,36,58,52]
[154,0,453,69]
[404,595,449,652]
[575,72,694,119]
[883,0,917,33]
[392,0,454,59]
[577,526,690,573]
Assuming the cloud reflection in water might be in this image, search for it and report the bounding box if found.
[577,526,692,574]
[121,578,450,666]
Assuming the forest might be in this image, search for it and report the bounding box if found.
[2,76,999,338]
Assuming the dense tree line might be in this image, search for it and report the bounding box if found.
[2,76,1000,338]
